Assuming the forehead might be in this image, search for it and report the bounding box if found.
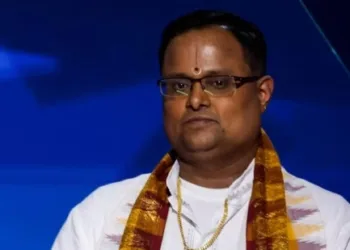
[162,26,249,76]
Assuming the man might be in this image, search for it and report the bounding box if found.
[52,10,350,250]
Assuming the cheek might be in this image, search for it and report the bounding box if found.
[217,96,260,135]
[163,100,186,135]
[218,104,243,133]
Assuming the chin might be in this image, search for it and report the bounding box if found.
[180,133,217,148]
[182,141,218,153]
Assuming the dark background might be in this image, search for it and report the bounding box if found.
[0,0,349,249]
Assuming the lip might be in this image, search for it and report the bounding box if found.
[183,116,217,124]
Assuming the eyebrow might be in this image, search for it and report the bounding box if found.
[163,69,234,79]
[163,72,190,78]
[205,70,232,76]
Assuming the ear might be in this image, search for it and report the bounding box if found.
[256,75,274,112]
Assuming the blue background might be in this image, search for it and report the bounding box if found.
[0,0,349,249]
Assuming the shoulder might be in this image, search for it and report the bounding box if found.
[301,178,350,223]
[302,179,350,249]
[283,169,350,249]
[73,173,151,224]
[52,173,150,250]
[84,173,151,209]
[303,179,349,210]
[283,168,350,217]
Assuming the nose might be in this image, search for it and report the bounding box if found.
[186,81,211,110]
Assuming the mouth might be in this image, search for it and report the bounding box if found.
[183,117,217,126]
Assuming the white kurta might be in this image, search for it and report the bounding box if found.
[52,160,350,250]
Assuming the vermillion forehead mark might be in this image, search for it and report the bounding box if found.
[192,43,201,75]
[193,67,201,75]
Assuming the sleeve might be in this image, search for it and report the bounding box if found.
[336,197,350,250]
[51,205,93,250]
[337,222,350,250]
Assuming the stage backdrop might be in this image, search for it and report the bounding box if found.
[0,0,349,249]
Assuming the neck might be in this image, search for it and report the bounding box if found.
[178,143,258,189]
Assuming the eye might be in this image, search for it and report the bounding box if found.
[210,78,230,89]
[171,81,189,91]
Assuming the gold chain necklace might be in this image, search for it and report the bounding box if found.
[176,177,229,250]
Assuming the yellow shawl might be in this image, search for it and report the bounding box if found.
[119,130,299,249]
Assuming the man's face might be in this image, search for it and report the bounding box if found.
[162,26,273,157]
